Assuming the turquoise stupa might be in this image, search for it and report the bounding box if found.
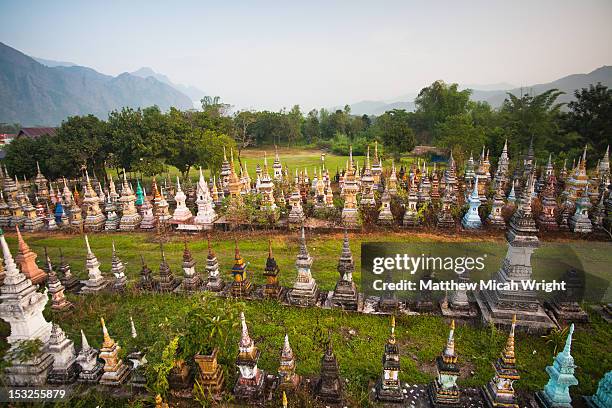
[536,324,579,408]
[585,371,612,408]
[135,180,144,206]
[461,175,482,229]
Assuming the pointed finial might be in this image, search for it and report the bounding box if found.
[268,239,272,258]
[84,234,92,254]
[130,316,137,338]
[282,391,288,408]
[81,329,90,350]
[563,324,575,354]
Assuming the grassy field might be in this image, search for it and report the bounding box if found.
[0,230,610,407]
[107,146,437,183]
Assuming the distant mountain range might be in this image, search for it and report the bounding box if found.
[0,42,194,126]
[130,67,205,105]
[345,67,612,116]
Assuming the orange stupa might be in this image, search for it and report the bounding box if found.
[14,226,47,285]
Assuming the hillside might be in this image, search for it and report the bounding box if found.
[346,67,612,116]
[131,66,205,104]
[0,42,193,126]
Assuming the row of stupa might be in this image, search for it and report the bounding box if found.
[0,234,609,408]
[2,140,610,233]
[8,199,592,337]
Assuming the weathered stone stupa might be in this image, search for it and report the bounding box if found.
[288,227,319,307]
[330,230,359,311]
[374,316,405,403]
[79,235,109,294]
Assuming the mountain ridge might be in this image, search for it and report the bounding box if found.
[0,42,193,126]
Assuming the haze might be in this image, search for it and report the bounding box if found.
[1,0,611,112]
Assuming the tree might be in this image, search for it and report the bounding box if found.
[414,80,472,142]
[564,83,612,165]
[233,111,257,158]
[285,105,303,146]
[433,113,488,165]
[200,96,231,118]
[303,109,320,143]
[375,109,416,157]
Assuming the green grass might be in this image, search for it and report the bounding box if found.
[0,231,610,407]
[108,146,436,183]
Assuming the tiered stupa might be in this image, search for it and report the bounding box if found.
[57,248,79,292]
[535,324,578,408]
[137,255,157,291]
[403,175,420,227]
[110,241,128,292]
[428,320,460,406]
[193,168,216,228]
[482,315,520,408]
[177,240,202,292]
[205,236,224,292]
[462,176,482,229]
[374,316,405,403]
[476,176,555,332]
[262,239,281,299]
[46,323,78,384]
[83,171,105,231]
[76,329,104,383]
[14,226,47,285]
[171,177,193,224]
[79,235,109,294]
[278,334,300,390]
[0,228,53,386]
[44,248,73,311]
[341,147,360,228]
[118,172,142,230]
[233,312,266,401]
[313,332,343,404]
[584,371,612,408]
[288,227,319,307]
[287,182,305,227]
[330,230,359,311]
[98,317,130,385]
[230,240,252,297]
[157,243,179,292]
[139,187,156,229]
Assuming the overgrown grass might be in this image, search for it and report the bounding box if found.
[0,230,610,407]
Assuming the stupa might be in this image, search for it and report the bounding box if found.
[538,175,559,231]
[83,171,106,231]
[437,183,456,229]
[535,324,578,408]
[330,230,359,311]
[377,184,394,225]
[278,334,300,390]
[287,227,319,307]
[171,177,193,224]
[194,346,224,396]
[288,183,305,227]
[46,323,78,384]
[313,332,343,404]
[428,320,460,406]
[569,186,593,233]
[33,162,50,201]
[127,317,148,389]
[547,268,589,323]
[0,191,11,227]
[99,317,130,385]
[79,235,109,294]
[487,187,507,229]
[372,141,383,189]
[341,147,360,228]
[403,175,420,227]
[14,226,47,285]
[0,228,53,386]
[76,329,104,383]
[118,171,142,230]
[110,241,128,292]
[262,239,281,299]
[233,312,265,402]
[177,240,202,292]
[462,176,482,229]
[45,203,58,231]
[205,236,224,292]
[193,168,216,228]
[374,316,405,403]
[259,153,277,211]
[44,248,73,311]
[476,176,555,332]
[157,242,179,292]
[137,255,157,291]
[584,371,612,408]
[230,240,252,297]
[360,146,376,207]
[139,187,156,229]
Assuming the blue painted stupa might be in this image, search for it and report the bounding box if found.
[585,371,612,408]
[536,324,579,408]
[462,175,482,229]
[135,180,144,206]
[54,202,65,224]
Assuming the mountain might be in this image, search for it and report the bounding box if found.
[0,42,193,126]
[469,66,612,107]
[33,57,77,67]
[346,68,612,116]
[131,66,205,104]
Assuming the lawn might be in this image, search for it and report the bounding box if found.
[0,230,610,407]
[107,146,437,183]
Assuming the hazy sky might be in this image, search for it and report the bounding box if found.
[1,0,611,111]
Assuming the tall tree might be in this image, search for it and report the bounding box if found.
[375,109,416,157]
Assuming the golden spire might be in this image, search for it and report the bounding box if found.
[389,315,396,344]
[502,314,517,364]
[282,390,288,408]
[100,317,115,348]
